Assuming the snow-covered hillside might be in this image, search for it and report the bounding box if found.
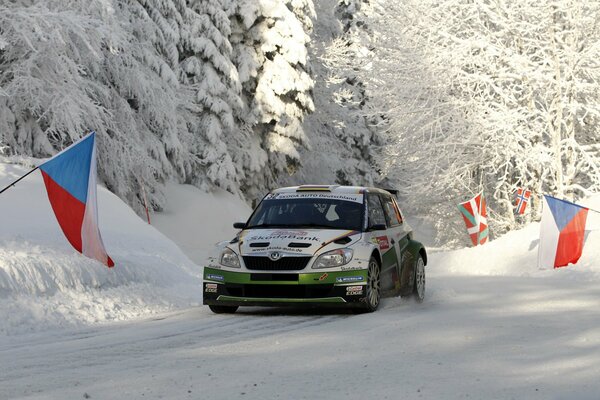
[151,182,252,264]
[434,196,600,278]
[0,159,207,335]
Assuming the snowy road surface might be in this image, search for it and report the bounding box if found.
[3,263,600,400]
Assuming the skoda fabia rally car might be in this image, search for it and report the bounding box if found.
[203,185,427,313]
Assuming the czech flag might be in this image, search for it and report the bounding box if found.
[538,195,588,269]
[458,191,489,246]
[38,132,114,267]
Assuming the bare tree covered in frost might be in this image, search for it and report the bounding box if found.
[327,0,600,246]
[231,0,315,184]
[0,0,189,212]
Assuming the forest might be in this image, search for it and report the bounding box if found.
[2,0,599,246]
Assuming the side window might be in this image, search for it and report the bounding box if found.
[367,194,387,227]
[381,195,401,226]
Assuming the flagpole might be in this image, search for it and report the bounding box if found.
[0,166,39,195]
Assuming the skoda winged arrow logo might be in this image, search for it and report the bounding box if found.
[269,251,282,261]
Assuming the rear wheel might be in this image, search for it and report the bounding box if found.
[414,255,425,302]
[209,305,238,314]
[363,256,381,312]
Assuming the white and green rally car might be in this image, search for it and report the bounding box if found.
[203,185,427,313]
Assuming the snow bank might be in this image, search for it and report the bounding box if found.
[0,159,205,335]
[151,182,252,264]
[431,194,600,279]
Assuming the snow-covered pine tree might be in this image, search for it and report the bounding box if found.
[230,0,316,189]
[176,0,249,194]
[0,0,189,213]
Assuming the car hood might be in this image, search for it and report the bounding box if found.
[238,228,361,256]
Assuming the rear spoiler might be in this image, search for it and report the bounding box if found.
[382,188,399,199]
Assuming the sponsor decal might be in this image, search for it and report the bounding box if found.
[205,283,218,293]
[340,266,363,271]
[248,232,320,242]
[319,273,329,281]
[346,286,364,296]
[336,276,364,283]
[263,193,364,203]
[376,236,390,251]
[207,274,224,282]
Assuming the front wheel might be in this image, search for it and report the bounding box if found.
[362,256,381,312]
[209,305,238,314]
[414,255,425,302]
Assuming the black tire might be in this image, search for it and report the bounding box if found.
[413,255,425,303]
[362,256,381,312]
[209,305,238,314]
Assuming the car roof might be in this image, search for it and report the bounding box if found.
[271,185,394,196]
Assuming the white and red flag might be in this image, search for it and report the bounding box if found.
[458,192,489,246]
[538,195,588,269]
[515,188,531,215]
[38,132,114,267]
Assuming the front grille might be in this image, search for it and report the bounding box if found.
[250,273,299,281]
[242,256,312,271]
[225,284,333,298]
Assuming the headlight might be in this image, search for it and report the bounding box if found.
[312,248,354,269]
[220,248,241,268]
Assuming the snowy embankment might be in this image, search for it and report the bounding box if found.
[0,159,247,335]
[430,195,600,278]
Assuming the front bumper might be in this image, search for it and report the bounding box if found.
[203,267,368,308]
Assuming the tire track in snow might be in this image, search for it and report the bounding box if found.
[0,307,350,387]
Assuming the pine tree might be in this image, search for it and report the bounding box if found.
[230,0,315,187]
[0,0,189,213]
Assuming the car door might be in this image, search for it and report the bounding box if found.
[379,194,406,293]
[366,194,395,293]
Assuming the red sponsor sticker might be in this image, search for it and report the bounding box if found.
[319,273,329,281]
[377,236,390,250]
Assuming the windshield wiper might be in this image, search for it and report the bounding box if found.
[245,224,290,229]
[295,223,343,230]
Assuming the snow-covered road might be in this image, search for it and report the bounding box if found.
[3,162,600,399]
[3,266,600,400]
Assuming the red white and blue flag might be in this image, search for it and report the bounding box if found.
[38,132,114,267]
[538,195,588,269]
[458,191,489,246]
[515,188,531,215]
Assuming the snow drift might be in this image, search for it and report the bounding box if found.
[432,194,600,279]
[0,159,207,335]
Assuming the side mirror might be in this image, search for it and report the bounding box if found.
[233,222,246,229]
[368,223,387,231]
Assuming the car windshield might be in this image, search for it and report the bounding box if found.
[246,196,364,231]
